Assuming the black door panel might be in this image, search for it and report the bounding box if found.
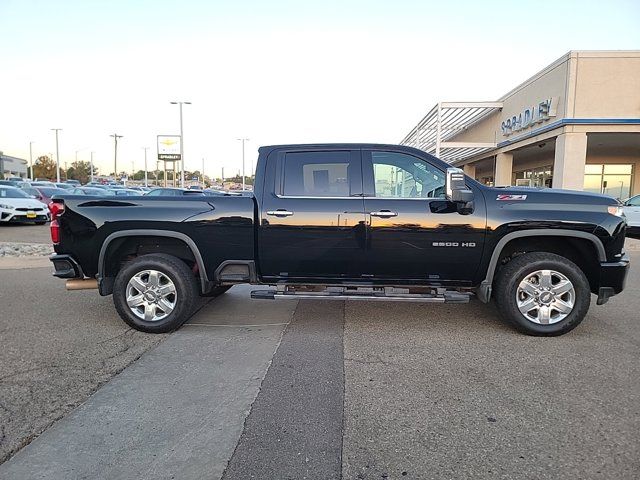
[362,149,486,284]
[259,149,367,280]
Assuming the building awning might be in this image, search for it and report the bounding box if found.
[400,102,503,163]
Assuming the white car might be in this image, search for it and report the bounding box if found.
[622,194,640,238]
[0,186,50,225]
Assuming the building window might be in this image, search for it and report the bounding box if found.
[513,166,553,188]
[584,164,633,200]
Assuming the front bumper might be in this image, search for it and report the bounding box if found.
[50,254,84,278]
[596,254,630,305]
[0,211,49,223]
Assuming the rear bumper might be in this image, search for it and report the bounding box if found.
[50,254,84,279]
[596,254,630,305]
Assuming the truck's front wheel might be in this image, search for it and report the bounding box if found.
[113,253,199,333]
[494,252,591,336]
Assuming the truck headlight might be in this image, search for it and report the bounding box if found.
[607,206,625,217]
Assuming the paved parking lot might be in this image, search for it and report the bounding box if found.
[0,224,51,244]
[0,228,638,479]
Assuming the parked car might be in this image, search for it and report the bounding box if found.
[0,180,21,187]
[20,186,47,203]
[622,195,640,239]
[32,187,73,204]
[31,181,56,187]
[73,187,116,196]
[112,189,142,196]
[0,186,50,224]
[145,188,205,196]
[65,179,81,186]
[50,143,629,337]
[54,183,75,190]
[202,189,241,197]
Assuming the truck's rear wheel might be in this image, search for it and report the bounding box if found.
[494,252,591,336]
[113,253,199,333]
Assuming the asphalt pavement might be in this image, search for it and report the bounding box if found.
[0,240,638,479]
[0,224,51,244]
[0,266,166,464]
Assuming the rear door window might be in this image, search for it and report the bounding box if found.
[281,151,357,197]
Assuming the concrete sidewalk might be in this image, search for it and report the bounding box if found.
[0,286,298,480]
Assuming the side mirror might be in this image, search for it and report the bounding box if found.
[445,167,474,205]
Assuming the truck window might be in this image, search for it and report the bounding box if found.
[371,151,445,199]
[282,151,352,197]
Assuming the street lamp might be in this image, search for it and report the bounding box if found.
[237,138,249,190]
[170,101,191,188]
[28,141,35,179]
[90,151,95,183]
[51,129,62,182]
[110,133,123,180]
[142,147,149,187]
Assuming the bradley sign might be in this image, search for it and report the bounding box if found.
[501,97,558,137]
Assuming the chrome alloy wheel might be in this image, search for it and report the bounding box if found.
[516,269,575,325]
[126,270,177,322]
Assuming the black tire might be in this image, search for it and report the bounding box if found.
[36,221,47,225]
[493,252,591,336]
[113,253,199,333]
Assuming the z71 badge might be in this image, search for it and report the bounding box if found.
[496,194,527,201]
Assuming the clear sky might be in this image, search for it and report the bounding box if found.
[1,0,639,178]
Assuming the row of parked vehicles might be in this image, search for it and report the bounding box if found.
[0,178,243,225]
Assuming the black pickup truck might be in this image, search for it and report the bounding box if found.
[49,144,630,336]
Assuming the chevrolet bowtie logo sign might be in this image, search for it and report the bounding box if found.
[157,135,181,161]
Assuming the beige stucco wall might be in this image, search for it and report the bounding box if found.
[572,52,640,118]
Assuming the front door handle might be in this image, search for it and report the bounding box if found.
[370,210,398,218]
[267,209,294,217]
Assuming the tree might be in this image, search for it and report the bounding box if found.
[66,161,93,184]
[33,155,61,180]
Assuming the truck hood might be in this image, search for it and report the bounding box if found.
[488,187,619,206]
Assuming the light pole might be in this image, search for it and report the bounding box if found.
[237,138,249,190]
[90,151,95,183]
[110,133,123,180]
[142,147,149,187]
[170,101,191,188]
[29,141,35,179]
[201,157,205,186]
[51,128,62,182]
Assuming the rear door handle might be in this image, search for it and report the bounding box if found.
[370,210,398,218]
[267,209,294,217]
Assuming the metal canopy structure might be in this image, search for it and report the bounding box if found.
[400,102,503,163]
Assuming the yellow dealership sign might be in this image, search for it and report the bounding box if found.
[157,135,181,160]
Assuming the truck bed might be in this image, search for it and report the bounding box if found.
[54,195,256,281]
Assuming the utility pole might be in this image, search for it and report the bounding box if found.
[29,141,34,179]
[143,147,149,187]
[237,138,249,190]
[170,101,191,188]
[110,133,123,180]
[51,128,62,182]
[90,151,95,183]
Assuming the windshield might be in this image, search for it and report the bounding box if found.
[0,187,30,198]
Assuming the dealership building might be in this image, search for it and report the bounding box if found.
[401,51,640,199]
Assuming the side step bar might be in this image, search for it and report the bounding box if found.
[251,286,471,303]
